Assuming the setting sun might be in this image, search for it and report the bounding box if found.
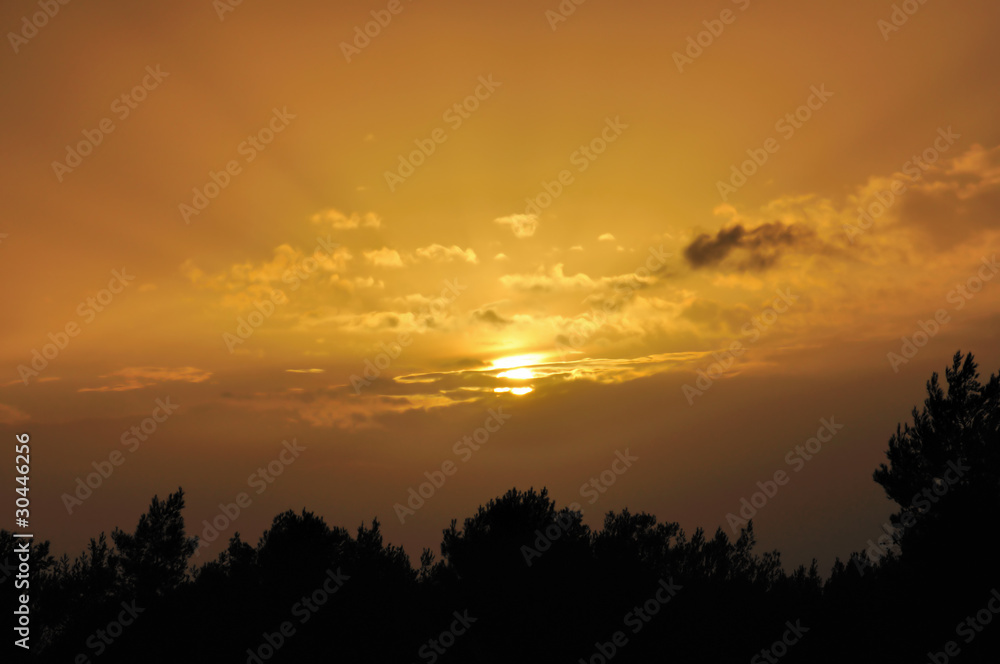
[494,386,535,396]
[491,354,546,371]
[496,368,535,380]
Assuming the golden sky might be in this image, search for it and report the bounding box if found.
[3,0,1000,569]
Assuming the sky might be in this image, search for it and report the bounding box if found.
[2,0,1000,571]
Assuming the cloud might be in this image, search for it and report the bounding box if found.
[181,242,353,299]
[327,275,385,292]
[888,143,1000,246]
[706,144,1000,262]
[415,244,478,264]
[295,393,463,429]
[311,209,382,230]
[78,367,212,392]
[296,303,455,335]
[598,233,616,242]
[577,269,666,315]
[286,368,325,374]
[3,377,59,388]
[473,308,513,327]
[494,253,509,261]
[683,221,815,270]
[363,248,404,268]
[0,403,29,424]
[494,213,538,238]
[223,387,465,430]
[680,299,754,335]
[394,350,707,393]
[500,264,596,292]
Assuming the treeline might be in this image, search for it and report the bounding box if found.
[4,352,999,662]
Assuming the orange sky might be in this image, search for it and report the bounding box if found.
[3,0,1000,570]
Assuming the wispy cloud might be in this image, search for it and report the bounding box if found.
[0,403,29,424]
[310,209,381,230]
[416,244,478,264]
[494,213,538,238]
[78,367,212,393]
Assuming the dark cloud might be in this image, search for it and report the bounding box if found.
[681,300,752,334]
[473,309,513,327]
[683,221,814,270]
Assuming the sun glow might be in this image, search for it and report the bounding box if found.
[490,354,542,393]
[497,368,534,380]
[494,387,534,396]
[491,354,545,370]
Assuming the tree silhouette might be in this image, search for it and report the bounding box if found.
[821,351,1000,662]
[874,351,999,562]
[110,488,198,602]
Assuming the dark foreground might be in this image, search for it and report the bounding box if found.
[6,352,999,663]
